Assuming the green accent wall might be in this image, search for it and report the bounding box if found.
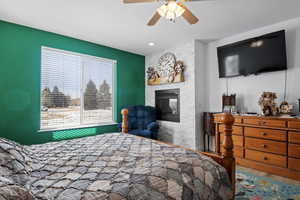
[0,20,145,145]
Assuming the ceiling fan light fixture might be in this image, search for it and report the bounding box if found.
[166,11,176,21]
[174,4,185,17]
[157,4,168,16]
[157,2,185,21]
[124,0,198,26]
[167,1,178,12]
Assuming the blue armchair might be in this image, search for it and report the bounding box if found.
[119,105,159,139]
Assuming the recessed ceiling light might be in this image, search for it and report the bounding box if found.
[148,42,155,46]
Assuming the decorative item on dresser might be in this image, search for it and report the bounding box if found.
[222,94,236,113]
[214,113,300,181]
[279,101,293,114]
[258,92,279,116]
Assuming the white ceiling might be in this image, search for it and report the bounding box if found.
[1,0,300,55]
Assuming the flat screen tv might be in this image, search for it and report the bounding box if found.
[217,30,287,78]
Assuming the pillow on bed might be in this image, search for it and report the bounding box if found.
[0,138,32,185]
[0,177,34,200]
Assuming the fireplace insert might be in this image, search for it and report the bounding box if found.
[155,89,180,122]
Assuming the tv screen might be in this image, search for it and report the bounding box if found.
[217,30,287,78]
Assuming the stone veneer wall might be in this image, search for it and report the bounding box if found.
[145,41,206,150]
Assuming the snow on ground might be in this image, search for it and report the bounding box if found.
[41,106,113,130]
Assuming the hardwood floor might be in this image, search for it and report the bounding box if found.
[237,166,300,186]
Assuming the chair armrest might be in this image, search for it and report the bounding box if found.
[147,122,159,131]
[118,123,122,132]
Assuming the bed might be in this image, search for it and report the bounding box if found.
[0,113,235,200]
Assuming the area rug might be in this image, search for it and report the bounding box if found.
[236,169,300,200]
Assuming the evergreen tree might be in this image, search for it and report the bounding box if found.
[84,80,98,110]
[52,86,63,107]
[41,87,53,108]
[99,80,110,94]
[63,95,71,108]
[52,86,59,107]
[51,86,71,108]
[97,80,111,109]
[52,86,59,94]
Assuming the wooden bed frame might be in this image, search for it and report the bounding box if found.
[121,109,236,194]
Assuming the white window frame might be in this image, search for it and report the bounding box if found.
[40,46,116,131]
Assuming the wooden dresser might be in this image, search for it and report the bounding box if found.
[214,114,300,181]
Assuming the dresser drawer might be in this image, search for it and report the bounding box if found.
[235,118,243,124]
[220,134,243,147]
[219,125,243,135]
[289,132,300,144]
[214,116,221,123]
[245,149,286,168]
[214,116,242,124]
[234,146,244,158]
[221,145,244,158]
[288,158,300,171]
[288,144,300,159]
[288,121,300,129]
[244,127,286,141]
[245,137,286,155]
[243,118,286,128]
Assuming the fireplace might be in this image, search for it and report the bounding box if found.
[155,89,180,122]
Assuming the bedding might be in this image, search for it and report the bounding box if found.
[0,133,233,200]
[0,138,35,200]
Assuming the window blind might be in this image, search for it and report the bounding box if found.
[41,47,114,130]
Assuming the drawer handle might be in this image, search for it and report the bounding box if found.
[262,144,267,148]
[262,132,267,136]
[260,121,267,125]
[263,157,268,160]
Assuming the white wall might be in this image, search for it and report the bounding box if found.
[206,17,300,113]
[145,17,300,151]
[195,40,208,150]
[145,41,206,150]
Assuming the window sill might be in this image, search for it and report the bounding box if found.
[38,122,118,133]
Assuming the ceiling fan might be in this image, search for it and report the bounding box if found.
[123,0,203,26]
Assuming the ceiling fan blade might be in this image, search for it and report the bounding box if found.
[147,12,161,26]
[178,3,199,24]
[123,0,156,3]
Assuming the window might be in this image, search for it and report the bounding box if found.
[41,47,115,130]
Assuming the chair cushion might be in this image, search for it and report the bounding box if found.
[127,106,138,130]
[128,129,152,138]
[127,105,156,130]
